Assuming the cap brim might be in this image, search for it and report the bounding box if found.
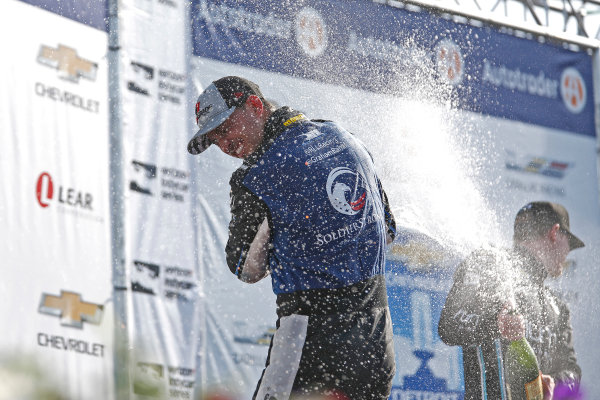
[187,132,211,155]
[187,106,236,155]
[566,230,585,250]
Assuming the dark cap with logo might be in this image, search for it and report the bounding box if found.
[514,201,584,250]
[187,76,265,155]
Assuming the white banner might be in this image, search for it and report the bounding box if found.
[0,1,113,399]
[119,0,202,398]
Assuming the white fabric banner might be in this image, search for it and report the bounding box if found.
[0,1,113,399]
[118,0,202,398]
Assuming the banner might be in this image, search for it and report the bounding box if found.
[119,0,202,398]
[191,0,594,136]
[385,229,463,399]
[0,1,113,398]
[190,0,600,398]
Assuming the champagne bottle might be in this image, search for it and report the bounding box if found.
[504,337,544,400]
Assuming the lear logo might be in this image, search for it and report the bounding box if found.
[39,291,103,329]
[35,172,94,210]
[37,44,97,83]
[435,40,464,86]
[36,172,54,208]
[295,7,328,57]
[560,67,586,114]
[326,167,367,215]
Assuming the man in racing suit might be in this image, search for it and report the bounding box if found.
[188,76,397,399]
[438,202,583,400]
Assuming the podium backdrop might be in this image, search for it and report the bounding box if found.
[1,0,599,398]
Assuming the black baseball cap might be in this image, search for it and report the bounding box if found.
[514,201,584,250]
[187,76,265,155]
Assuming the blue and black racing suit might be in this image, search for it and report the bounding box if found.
[224,107,397,400]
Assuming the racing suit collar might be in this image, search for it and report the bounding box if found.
[514,245,548,285]
[243,107,305,166]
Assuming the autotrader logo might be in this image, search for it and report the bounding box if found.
[560,67,586,114]
[37,44,98,83]
[36,172,53,208]
[326,167,367,215]
[435,39,464,86]
[295,7,328,57]
[38,290,103,329]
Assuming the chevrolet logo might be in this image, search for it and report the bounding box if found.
[37,44,98,83]
[39,291,103,329]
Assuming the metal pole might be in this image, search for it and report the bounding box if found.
[592,47,600,210]
[108,0,130,397]
[184,2,206,397]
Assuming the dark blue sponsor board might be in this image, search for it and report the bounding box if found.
[18,0,108,31]
[191,0,595,137]
[385,229,464,399]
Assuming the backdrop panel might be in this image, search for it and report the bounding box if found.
[190,0,599,398]
[118,0,203,398]
[0,1,113,398]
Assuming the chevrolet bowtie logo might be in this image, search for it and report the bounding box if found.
[39,291,103,329]
[37,44,98,83]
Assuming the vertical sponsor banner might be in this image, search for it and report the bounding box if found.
[190,0,600,398]
[0,1,113,399]
[119,0,201,398]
